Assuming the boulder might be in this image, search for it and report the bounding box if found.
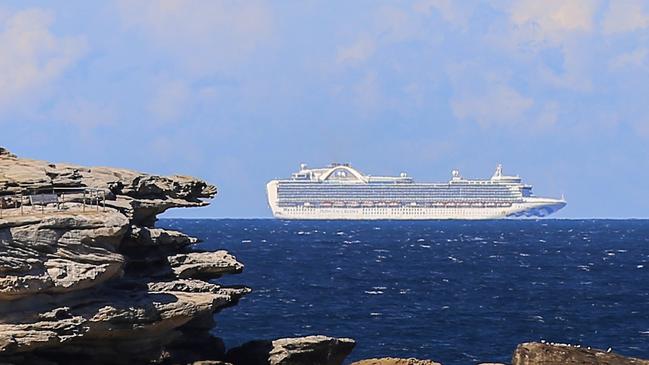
[167,251,244,279]
[512,342,649,365]
[227,335,356,365]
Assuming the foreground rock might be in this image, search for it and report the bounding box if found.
[0,147,246,364]
[351,358,442,365]
[512,342,649,365]
[226,335,355,365]
[168,251,244,279]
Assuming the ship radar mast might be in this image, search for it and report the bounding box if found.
[451,169,461,181]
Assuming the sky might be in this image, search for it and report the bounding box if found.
[1,0,648,218]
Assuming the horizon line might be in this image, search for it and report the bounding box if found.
[159,216,649,220]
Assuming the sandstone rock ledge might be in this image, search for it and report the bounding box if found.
[0,147,246,364]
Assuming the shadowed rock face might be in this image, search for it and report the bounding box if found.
[226,335,356,365]
[0,147,246,364]
[512,342,649,365]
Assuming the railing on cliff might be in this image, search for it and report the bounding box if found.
[0,187,108,218]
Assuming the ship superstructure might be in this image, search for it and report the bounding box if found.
[266,163,566,220]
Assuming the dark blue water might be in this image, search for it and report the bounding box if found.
[160,219,649,364]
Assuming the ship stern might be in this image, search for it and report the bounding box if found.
[266,180,281,218]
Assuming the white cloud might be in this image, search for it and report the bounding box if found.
[116,0,273,75]
[602,0,649,34]
[450,68,534,127]
[336,38,376,66]
[482,1,602,93]
[610,47,648,69]
[0,8,86,109]
[335,2,450,69]
[414,0,471,28]
[375,5,423,42]
[538,45,594,91]
[451,85,533,127]
[509,0,599,36]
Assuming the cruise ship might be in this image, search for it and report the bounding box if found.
[266,163,566,220]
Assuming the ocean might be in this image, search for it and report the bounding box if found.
[160,219,649,365]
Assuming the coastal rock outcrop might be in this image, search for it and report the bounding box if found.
[0,147,246,364]
[512,342,649,365]
[226,335,356,365]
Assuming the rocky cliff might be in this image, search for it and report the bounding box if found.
[0,147,247,364]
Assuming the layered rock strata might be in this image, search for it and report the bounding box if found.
[0,147,246,364]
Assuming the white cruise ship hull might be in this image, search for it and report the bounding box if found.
[268,203,566,220]
[267,181,565,220]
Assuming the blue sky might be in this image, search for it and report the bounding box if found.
[1,0,648,218]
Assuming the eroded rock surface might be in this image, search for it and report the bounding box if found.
[0,211,129,300]
[226,335,356,365]
[0,147,246,364]
[512,342,649,365]
[0,151,216,226]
